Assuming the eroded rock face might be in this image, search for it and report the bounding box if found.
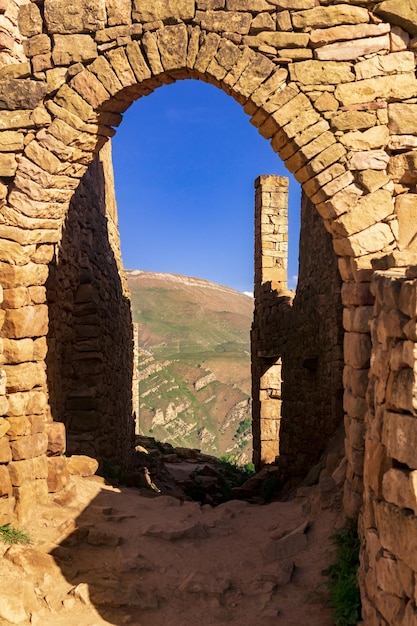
[0,2,417,622]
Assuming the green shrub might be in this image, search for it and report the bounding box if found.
[0,524,31,545]
[323,520,361,626]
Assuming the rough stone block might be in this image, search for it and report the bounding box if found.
[292,5,369,29]
[47,456,70,493]
[344,332,371,369]
[10,432,48,461]
[0,466,12,497]
[0,437,12,463]
[3,339,34,364]
[376,0,417,36]
[5,416,31,440]
[8,455,48,486]
[157,24,188,72]
[132,0,195,22]
[46,422,66,456]
[18,3,43,37]
[382,468,417,515]
[66,455,99,477]
[3,362,46,393]
[44,0,106,34]
[13,479,48,522]
[382,411,417,468]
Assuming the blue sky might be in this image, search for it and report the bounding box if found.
[112,78,300,294]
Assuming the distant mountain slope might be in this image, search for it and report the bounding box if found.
[127,270,254,463]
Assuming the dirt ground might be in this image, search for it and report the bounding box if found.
[0,466,345,626]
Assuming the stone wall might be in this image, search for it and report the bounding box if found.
[360,269,417,625]
[252,176,344,480]
[46,142,134,465]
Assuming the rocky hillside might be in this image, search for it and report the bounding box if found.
[127,271,254,463]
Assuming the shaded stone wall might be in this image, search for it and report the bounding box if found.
[46,142,134,465]
[252,176,344,480]
[360,269,417,624]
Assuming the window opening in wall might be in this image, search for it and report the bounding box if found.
[111,79,301,466]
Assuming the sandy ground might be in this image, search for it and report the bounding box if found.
[0,470,344,626]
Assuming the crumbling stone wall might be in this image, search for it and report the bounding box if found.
[1,1,417,621]
[252,176,344,480]
[46,142,134,464]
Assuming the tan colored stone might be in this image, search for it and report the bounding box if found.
[0,417,10,438]
[276,10,292,31]
[0,152,17,177]
[2,338,34,364]
[349,150,389,171]
[0,496,14,526]
[390,25,410,52]
[388,103,417,135]
[10,432,48,462]
[47,456,70,492]
[356,52,415,80]
[44,0,106,34]
[310,23,390,46]
[0,110,33,131]
[157,24,188,72]
[5,416,31,440]
[250,13,275,34]
[197,10,252,35]
[335,74,417,106]
[334,189,394,236]
[330,111,376,132]
[292,5,369,30]
[3,362,46,393]
[54,84,96,123]
[344,331,371,369]
[52,34,97,66]
[13,479,48,522]
[254,32,309,49]
[46,422,66,456]
[106,47,136,88]
[268,0,314,7]
[341,126,388,151]
[0,130,24,152]
[376,0,417,36]
[106,0,132,26]
[289,60,354,85]
[125,41,152,83]
[8,455,48,486]
[382,468,417,514]
[133,0,195,22]
[316,35,390,62]
[18,2,43,36]
[0,466,12,497]
[141,30,164,75]
[357,170,390,194]
[0,437,12,463]
[7,390,47,417]
[3,305,48,340]
[388,152,417,185]
[67,454,99,477]
[23,34,51,58]
[69,70,109,109]
[395,195,417,251]
[333,223,394,257]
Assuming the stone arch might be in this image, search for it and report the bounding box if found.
[2,2,417,618]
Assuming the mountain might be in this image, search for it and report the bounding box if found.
[127,270,254,464]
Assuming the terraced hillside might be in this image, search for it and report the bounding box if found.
[127,271,254,463]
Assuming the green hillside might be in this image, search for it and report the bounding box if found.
[127,271,254,463]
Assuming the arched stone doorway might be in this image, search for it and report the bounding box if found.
[2,2,417,618]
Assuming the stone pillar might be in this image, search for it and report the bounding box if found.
[252,175,290,467]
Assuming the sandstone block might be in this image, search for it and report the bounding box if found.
[10,432,48,461]
[343,365,369,397]
[0,437,12,463]
[335,74,417,106]
[344,331,371,369]
[67,455,99,476]
[382,411,417,467]
[356,52,415,81]
[255,32,309,49]
[70,70,109,109]
[382,468,417,515]
[6,390,47,417]
[197,10,252,35]
[3,305,48,340]
[333,189,393,238]
[0,496,14,526]
[0,152,17,177]
[157,24,188,72]
[52,34,97,66]
[125,41,152,83]
[8,455,48,486]
[340,126,389,151]
[390,26,410,52]
[13,479,48,522]
[310,23,390,47]
[268,0,314,7]
[44,0,106,34]
[389,152,417,185]
[395,195,417,251]
[374,500,417,574]
[141,30,164,74]
[3,362,46,393]
[106,47,136,88]
[47,456,70,492]
[389,103,417,135]
[333,222,394,257]
[0,79,47,111]
[386,369,416,414]
[250,13,275,34]
[197,0,225,8]
[18,3,43,36]
[330,111,376,132]
[0,417,10,438]
[23,34,51,58]
[89,55,123,96]
[132,0,195,22]
[234,53,275,99]
[0,466,12,497]
[0,110,33,130]
[106,0,131,26]
[0,130,24,152]
[46,422,66,456]
[5,416,31,440]
[316,35,390,62]
[292,5,369,29]
[376,0,417,36]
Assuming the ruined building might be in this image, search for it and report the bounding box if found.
[1,0,417,622]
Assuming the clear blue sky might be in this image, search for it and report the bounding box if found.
[112,79,300,293]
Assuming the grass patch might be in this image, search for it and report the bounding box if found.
[0,524,31,545]
[323,520,361,626]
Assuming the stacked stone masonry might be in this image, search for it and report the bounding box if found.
[1,0,417,622]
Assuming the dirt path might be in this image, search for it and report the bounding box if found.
[0,471,343,626]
